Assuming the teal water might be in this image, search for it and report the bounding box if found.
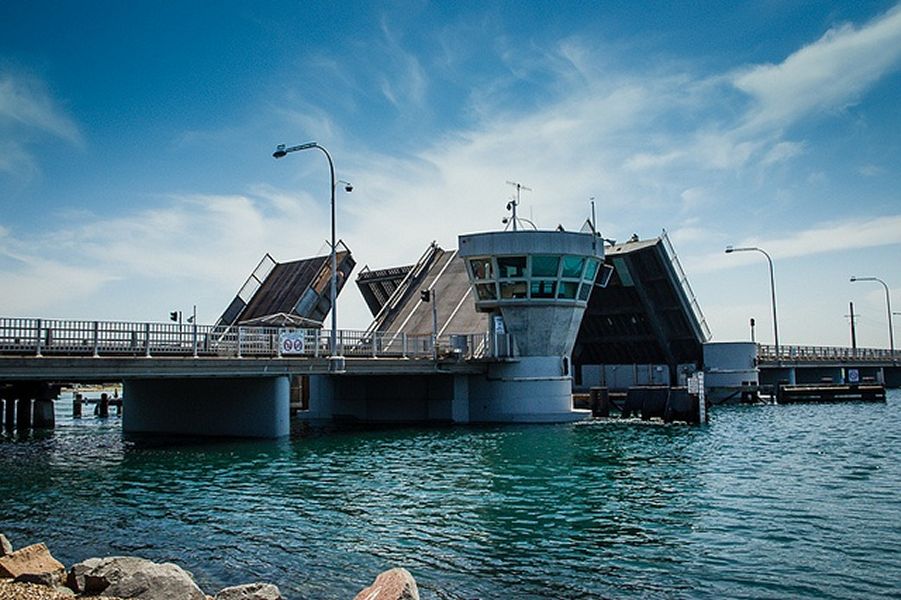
[2,392,900,599]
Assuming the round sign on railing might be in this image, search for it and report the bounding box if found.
[279,331,305,355]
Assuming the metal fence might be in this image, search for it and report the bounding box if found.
[759,344,900,363]
[0,317,490,361]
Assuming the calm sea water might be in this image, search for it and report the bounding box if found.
[2,391,900,599]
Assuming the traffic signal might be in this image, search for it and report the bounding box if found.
[420,290,431,302]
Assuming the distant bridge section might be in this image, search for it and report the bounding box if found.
[756,343,900,388]
[758,344,899,366]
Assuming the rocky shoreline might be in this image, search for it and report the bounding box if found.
[0,533,419,600]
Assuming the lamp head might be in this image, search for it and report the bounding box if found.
[273,144,287,159]
[725,245,734,254]
[850,276,857,282]
[506,201,513,211]
[345,184,353,192]
[502,217,509,224]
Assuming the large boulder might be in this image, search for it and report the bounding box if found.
[354,568,419,600]
[67,557,103,593]
[0,533,12,556]
[0,542,66,587]
[68,556,206,600]
[214,582,283,600]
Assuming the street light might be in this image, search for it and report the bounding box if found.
[725,245,780,360]
[850,276,894,356]
[273,141,351,365]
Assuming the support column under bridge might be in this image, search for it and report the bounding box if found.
[304,373,470,423]
[123,376,290,438]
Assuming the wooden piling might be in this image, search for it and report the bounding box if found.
[589,387,609,417]
[98,393,110,418]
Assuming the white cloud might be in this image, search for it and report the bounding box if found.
[732,4,901,130]
[856,164,884,177]
[0,72,81,143]
[0,70,82,179]
[761,141,805,165]
[692,214,901,274]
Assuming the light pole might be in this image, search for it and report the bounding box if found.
[273,142,351,363]
[725,245,780,360]
[850,276,894,356]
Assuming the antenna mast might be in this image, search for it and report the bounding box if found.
[505,180,532,231]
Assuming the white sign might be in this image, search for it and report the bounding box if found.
[279,330,306,355]
[493,315,506,335]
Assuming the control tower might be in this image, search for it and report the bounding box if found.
[458,230,605,422]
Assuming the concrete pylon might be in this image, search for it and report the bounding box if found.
[32,399,55,429]
[3,397,14,429]
[16,398,32,430]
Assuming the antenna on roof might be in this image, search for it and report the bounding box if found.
[504,180,532,231]
[589,196,597,234]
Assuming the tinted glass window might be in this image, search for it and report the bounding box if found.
[561,256,584,278]
[583,259,599,281]
[558,281,579,299]
[530,280,557,298]
[475,283,497,300]
[531,255,559,277]
[500,281,528,299]
[497,256,527,278]
[578,283,592,301]
[469,258,493,280]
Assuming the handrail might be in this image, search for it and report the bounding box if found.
[758,343,900,363]
[0,317,491,361]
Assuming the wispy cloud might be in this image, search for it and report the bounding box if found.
[0,69,83,178]
[0,72,82,143]
[692,214,901,274]
[732,4,901,130]
[374,16,429,110]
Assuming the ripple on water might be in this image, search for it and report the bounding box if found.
[2,393,900,598]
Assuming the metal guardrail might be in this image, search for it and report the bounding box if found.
[759,344,900,363]
[0,317,490,361]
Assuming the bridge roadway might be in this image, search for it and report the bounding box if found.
[756,343,900,387]
[0,317,489,382]
[0,354,487,382]
[1,317,497,437]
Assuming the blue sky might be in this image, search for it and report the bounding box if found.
[1,1,900,348]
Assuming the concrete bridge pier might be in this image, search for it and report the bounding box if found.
[122,376,290,438]
[794,366,845,384]
[33,399,56,429]
[468,357,588,423]
[759,367,796,387]
[3,396,13,429]
[885,367,901,387]
[16,398,32,430]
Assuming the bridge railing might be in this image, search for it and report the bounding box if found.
[0,317,490,361]
[759,343,900,363]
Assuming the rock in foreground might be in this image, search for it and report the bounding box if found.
[69,556,205,600]
[354,568,419,600]
[0,543,66,587]
[1,533,13,556]
[214,582,283,600]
